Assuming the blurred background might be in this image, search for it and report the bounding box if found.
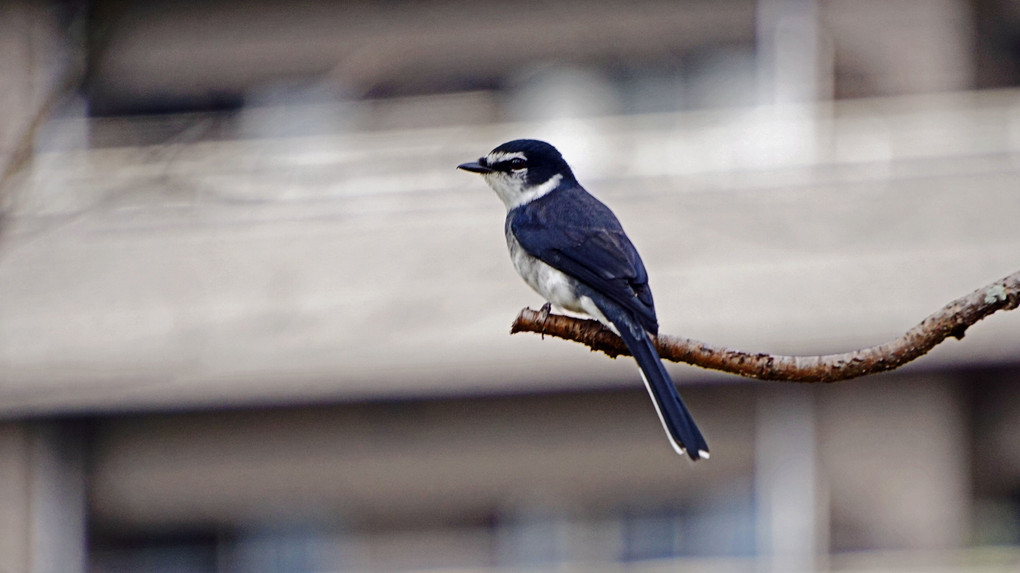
[2,0,1020,571]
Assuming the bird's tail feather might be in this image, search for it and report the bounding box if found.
[600,304,709,461]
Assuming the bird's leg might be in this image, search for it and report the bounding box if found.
[537,302,552,339]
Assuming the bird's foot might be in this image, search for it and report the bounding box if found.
[537,302,552,339]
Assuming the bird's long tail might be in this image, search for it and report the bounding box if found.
[599,303,709,461]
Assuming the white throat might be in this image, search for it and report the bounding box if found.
[485,173,563,211]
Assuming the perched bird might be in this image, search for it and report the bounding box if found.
[458,139,709,460]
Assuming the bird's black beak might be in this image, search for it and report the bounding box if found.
[457,160,492,174]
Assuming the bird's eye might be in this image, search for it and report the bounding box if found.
[508,158,526,170]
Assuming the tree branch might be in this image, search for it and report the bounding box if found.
[510,270,1020,383]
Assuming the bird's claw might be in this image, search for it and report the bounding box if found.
[538,302,552,339]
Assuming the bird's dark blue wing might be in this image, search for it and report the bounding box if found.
[509,185,659,333]
[511,183,709,460]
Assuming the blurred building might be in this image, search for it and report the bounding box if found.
[1,0,1020,572]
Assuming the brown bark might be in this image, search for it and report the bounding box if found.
[510,270,1020,382]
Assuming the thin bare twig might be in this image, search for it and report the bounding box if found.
[510,270,1020,382]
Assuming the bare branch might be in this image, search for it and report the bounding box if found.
[510,270,1020,382]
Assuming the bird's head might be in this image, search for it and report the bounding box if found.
[458,139,576,210]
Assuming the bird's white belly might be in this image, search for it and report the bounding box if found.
[507,233,607,323]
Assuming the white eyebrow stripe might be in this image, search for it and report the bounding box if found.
[486,151,526,164]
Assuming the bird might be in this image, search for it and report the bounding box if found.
[458,139,709,460]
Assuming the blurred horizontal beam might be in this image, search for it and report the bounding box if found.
[2,90,1020,414]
